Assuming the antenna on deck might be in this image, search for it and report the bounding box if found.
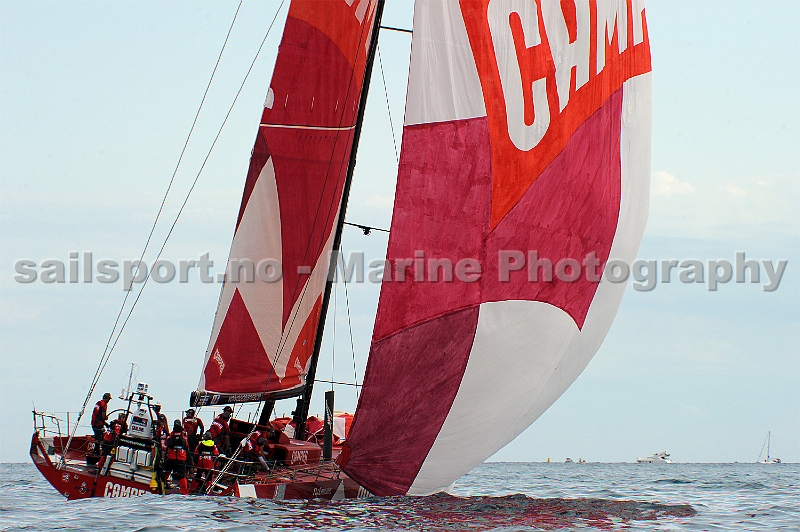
[120,362,139,400]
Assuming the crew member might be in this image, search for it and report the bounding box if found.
[109,412,128,435]
[264,425,281,443]
[182,408,204,453]
[90,392,112,455]
[151,405,168,451]
[209,406,233,454]
[191,431,220,493]
[164,420,190,495]
[242,433,270,471]
[153,404,168,432]
[101,419,125,456]
[151,405,168,493]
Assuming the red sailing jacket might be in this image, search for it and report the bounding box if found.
[209,416,229,439]
[91,399,109,429]
[103,423,123,442]
[243,431,264,456]
[194,440,219,470]
[182,415,204,437]
[166,431,189,462]
[109,419,127,435]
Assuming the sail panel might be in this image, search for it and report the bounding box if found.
[195,0,379,405]
[343,0,651,495]
[409,73,653,494]
[342,307,479,494]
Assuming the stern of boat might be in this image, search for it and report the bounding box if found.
[31,410,153,500]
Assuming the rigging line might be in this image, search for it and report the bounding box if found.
[98,0,286,382]
[59,0,243,467]
[344,221,389,234]
[83,28,242,422]
[378,43,399,165]
[315,379,361,388]
[380,25,412,34]
[96,0,244,384]
[342,270,360,401]
[90,0,243,391]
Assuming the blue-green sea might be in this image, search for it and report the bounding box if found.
[1,462,797,530]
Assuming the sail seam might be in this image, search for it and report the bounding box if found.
[259,123,357,130]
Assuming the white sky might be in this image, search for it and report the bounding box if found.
[1,0,798,464]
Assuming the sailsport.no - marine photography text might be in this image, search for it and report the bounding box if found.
[13,250,789,292]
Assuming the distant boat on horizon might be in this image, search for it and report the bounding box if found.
[756,432,781,464]
[636,451,673,464]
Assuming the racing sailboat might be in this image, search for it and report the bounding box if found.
[31,0,652,500]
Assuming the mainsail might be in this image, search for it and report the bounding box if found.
[342,0,652,495]
[193,0,380,406]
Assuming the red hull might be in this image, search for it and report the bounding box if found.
[31,431,369,501]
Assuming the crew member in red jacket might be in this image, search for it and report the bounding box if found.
[182,408,204,454]
[209,406,233,454]
[109,412,128,435]
[101,418,125,456]
[191,432,220,493]
[243,432,270,470]
[164,420,190,495]
[90,392,112,455]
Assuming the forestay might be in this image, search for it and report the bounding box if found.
[193,0,380,406]
[342,0,652,495]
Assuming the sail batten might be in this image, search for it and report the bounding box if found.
[343,0,652,496]
[194,0,381,406]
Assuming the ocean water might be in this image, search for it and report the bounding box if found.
[1,462,797,531]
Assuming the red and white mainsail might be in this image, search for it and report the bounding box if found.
[342,0,652,495]
[194,0,380,405]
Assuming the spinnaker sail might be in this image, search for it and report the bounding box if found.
[193,0,381,406]
[342,0,652,495]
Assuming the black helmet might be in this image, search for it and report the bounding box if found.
[202,431,213,440]
[222,406,233,413]
[256,437,266,446]
[173,420,183,431]
[102,392,112,401]
[186,408,195,415]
